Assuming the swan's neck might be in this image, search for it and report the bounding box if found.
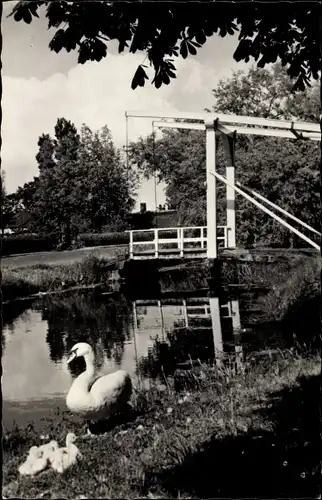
[83,352,95,378]
[71,352,95,393]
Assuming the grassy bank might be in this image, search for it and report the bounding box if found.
[2,255,118,302]
[3,351,321,499]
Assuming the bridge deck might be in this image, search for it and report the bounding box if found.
[128,227,319,261]
[131,248,207,260]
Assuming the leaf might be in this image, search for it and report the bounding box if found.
[46,1,68,29]
[292,74,306,92]
[227,22,237,36]
[162,73,170,85]
[13,8,24,22]
[257,55,268,68]
[92,38,107,61]
[233,39,252,62]
[29,3,40,18]
[167,70,177,78]
[219,26,227,37]
[12,3,41,23]
[189,40,201,48]
[49,29,66,54]
[118,39,129,53]
[22,7,33,24]
[180,40,188,59]
[187,42,197,55]
[131,65,149,90]
[195,30,207,45]
[204,26,214,37]
[165,60,176,70]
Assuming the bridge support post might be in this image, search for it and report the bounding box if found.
[205,120,223,362]
[182,299,189,328]
[209,296,224,361]
[230,297,243,370]
[222,133,236,248]
[208,259,224,364]
[205,120,217,259]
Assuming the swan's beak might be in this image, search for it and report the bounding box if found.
[67,350,77,364]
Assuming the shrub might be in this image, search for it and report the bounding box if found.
[78,232,130,246]
[78,230,177,247]
[138,327,215,379]
[1,234,56,256]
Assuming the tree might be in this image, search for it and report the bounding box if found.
[13,178,41,233]
[1,171,19,235]
[129,64,320,246]
[77,124,137,232]
[209,63,321,122]
[211,64,320,246]
[9,1,321,91]
[27,120,82,246]
[13,118,136,243]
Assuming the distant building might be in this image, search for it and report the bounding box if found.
[7,209,31,233]
[130,202,179,229]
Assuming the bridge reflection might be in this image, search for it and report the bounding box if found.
[132,295,244,368]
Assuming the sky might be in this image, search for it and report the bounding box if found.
[2,1,251,210]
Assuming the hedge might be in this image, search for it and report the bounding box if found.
[1,234,56,256]
[78,232,129,246]
[78,230,179,247]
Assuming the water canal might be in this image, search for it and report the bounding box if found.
[2,285,294,431]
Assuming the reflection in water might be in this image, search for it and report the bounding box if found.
[2,299,36,356]
[2,289,301,428]
[2,293,183,408]
[134,296,245,379]
[2,309,72,402]
[38,293,133,373]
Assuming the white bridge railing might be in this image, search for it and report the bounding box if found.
[128,226,228,259]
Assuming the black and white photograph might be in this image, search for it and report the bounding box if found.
[1,1,321,498]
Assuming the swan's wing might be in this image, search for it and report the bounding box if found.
[90,370,132,408]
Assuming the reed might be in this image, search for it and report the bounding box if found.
[3,351,320,499]
[2,254,114,302]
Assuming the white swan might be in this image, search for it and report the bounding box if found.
[66,342,132,422]
[49,433,82,473]
[18,446,49,476]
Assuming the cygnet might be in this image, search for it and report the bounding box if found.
[18,446,48,476]
[39,440,59,460]
[49,433,82,473]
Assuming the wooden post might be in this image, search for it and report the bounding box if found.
[182,299,189,327]
[209,296,224,358]
[179,227,184,257]
[132,301,142,387]
[154,229,159,258]
[205,120,217,259]
[200,226,205,249]
[132,300,138,330]
[230,298,244,369]
[177,228,181,255]
[222,133,236,248]
[129,231,134,259]
[158,300,165,340]
[208,260,224,363]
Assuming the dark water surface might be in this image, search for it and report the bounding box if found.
[2,291,286,430]
[2,293,210,428]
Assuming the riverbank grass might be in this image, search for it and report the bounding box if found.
[2,255,113,302]
[3,352,320,499]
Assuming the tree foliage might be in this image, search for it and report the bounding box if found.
[13,118,136,245]
[209,64,320,121]
[77,124,137,232]
[129,64,320,246]
[1,171,19,234]
[9,1,321,91]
